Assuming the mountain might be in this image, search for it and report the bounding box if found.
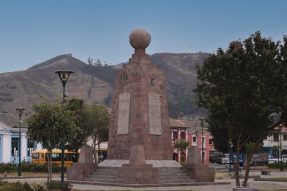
[0,53,210,126]
[151,53,210,117]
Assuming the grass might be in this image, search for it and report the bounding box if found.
[254,177,287,182]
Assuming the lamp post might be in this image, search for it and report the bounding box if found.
[55,70,73,182]
[278,124,283,171]
[199,118,205,164]
[16,108,25,177]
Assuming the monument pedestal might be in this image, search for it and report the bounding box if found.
[184,147,215,182]
[184,163,215,182]
[67,163,96,181]
[119,164,159,184]
[67,145,96,181]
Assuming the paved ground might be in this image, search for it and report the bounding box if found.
[5,170,287,191]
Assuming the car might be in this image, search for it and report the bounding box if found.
[282,155,287,163]
[269,156,279,164]
[221,153,244,166]
[221,153,230,164]
[209,151,223,164]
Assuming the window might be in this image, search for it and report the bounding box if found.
[202,136,206,148]
[180,131,186,139]
[201,151,206,161]
[11,138,18,156]
[192,135,197,146]
[27,139,35,157]
[151,79,155,86]
[209,138,213,145]
[284,134,287,141]
[172,131,178,140]
[273,133,279,142]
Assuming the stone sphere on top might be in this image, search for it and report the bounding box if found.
[129,29,151,49]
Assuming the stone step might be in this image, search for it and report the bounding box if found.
[160,179,195,183]
[89,175,117,179]
[92,171,118,175]
[94,168,117,172]
[86,166,195,184]
[86,178,118,183]
[160,176,192,179]
[160,168,184,172]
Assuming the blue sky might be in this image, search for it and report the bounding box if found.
[0,0,286,73]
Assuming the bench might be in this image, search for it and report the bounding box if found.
[261,169,271,175]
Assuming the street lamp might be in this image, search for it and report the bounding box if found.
[16,108,25,177]
[55,70,73,182]
[199,118,205,164]
[278,124,283,171]
[55,70,73,102]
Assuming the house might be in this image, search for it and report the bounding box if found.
[263,126,287,156]
[0,120,41,163]
[170,118,214,164]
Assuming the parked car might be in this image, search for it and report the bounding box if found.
[250,153,269,166]
[282,155,287,163]
[269,156,280,164]
[209,151,223,164]
[221,153,244,166]
[269,155,287,164]
[221,153,230,164]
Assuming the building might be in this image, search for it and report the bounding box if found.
[170,118,214,164]
[263,126,287,156]
[0,120,41,164]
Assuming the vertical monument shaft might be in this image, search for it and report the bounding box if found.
[107,29,172,160]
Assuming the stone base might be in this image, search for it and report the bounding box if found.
[67,163,96,181]
[184,164,215,182]
[118,164,159,184]
[98,159,181,167]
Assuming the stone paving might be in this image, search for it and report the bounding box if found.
[6,170,287,191]
[71,178,287,191]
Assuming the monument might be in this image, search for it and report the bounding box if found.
[107,28,173,160]
[68,29,214,185]
[98,28,177,184]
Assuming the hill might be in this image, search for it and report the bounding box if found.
[0,53,209,126]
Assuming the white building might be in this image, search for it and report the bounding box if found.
[0,120,41,163]
[263,126,287,156]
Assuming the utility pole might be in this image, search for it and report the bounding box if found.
[16,108,25,177]
[199,118,205,164]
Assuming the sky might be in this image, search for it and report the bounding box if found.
[0,0,287,73]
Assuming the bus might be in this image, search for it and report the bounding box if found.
[31,149,78,167]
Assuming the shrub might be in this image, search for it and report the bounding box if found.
[31,183,44,191]
[0,162,63,173]
[268,163,287,169]
[0,182,33,191]
[0,163,17,173]
[46,181,73,191]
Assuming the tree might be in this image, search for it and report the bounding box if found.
[27,101,77,181]
[83,104,109,163]
[195,32,279,187]
[174,139,189,162]
[65,98,94,159]
[273,36,287,124]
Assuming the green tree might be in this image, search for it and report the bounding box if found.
[83,104,109,163]
[27,101,77,180]
[174,139,190,151]
[65,98,94,159]
[273,36,287,124]
[195,32,279,187]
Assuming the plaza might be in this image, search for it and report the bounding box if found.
[4,169,287,190]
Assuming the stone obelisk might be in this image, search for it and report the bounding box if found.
[107,29,173,161]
